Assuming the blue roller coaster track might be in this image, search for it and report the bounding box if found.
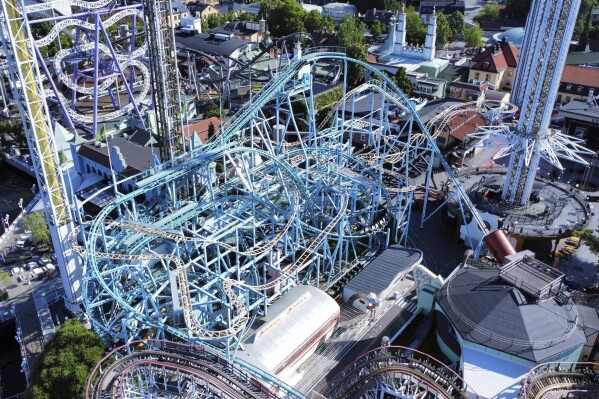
[74,47,488,357]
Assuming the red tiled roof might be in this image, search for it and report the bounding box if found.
[470,40,519,73]
[77,143,143,177]
[182,117,221,144]
[561,65,599,87]
[445,110,487,142]
[78,144,110,169]
[367,53,377,63]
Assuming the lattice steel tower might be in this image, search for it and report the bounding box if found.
[503,0,583,205]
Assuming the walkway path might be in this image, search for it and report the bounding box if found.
[294,278,418,395]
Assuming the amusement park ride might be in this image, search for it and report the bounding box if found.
[1,0,596,397]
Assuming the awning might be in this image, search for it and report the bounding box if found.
[76,173,104,193]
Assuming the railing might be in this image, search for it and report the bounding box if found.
[85,340,307,399]
[521,361,599,399]
[321,345,477,399]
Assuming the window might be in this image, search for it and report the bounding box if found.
[557,94,562,103]
[474,72,480,80]
[437,136,446,144]
[508,69,513,76]
[566,84,572,91]
[485,74,491,82]
[577,86,583,93]
[565,96,571,102]
[360,134,365,142]
[506,80,511,86]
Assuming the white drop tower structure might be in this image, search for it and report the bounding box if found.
[502,0,586,205]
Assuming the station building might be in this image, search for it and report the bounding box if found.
[241,285,340,386]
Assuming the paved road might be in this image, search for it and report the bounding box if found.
[0,213,62,384]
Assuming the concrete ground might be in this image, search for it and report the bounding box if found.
[553,198,599,290]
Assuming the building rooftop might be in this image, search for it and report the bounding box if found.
[499,256,564,299]
[175,32,251,57]
[241,285,339,379]
[77,128,161,176]
[435,268,587,362]
[493,28,525,48]
[566,51,599,66]
[559,99,599,119]
[323,3,356,12]
[418,98,466,124]
[470,38,519,73]
[561,65,599,88]
[344,247,422,297]
[440,63,469,78]
[484,89,510,102]
[363,9,395,25]
[446,109,487,142]
[209,20,261,37]
[182,116,221,144]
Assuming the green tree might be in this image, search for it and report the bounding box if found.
[261,0,306,36]
[203,102,220,119]
[435,12,452,47]
[474,3,501,23]
[21,212,51,246]
[464,24,484,48]
[24,320,105,399]
[30,21,74,58]
[321,16,336,34]
[0,120,26,146]
[316,106,333,128]
[447,11,465,37]
[405,6,426,44]
[383,0,401,11]
[392,67,414,95]
[0,270,10,288]
[573,229,599,255]
[576,0,598,50]
[204,13,224,29]
[336,16,367,88]
[304,10,324,33]
[371,20,383,37]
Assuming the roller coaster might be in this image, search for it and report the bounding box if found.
[72,46,497,353]
[521,362,599,399]
[86,340,306,399]
[87,342,476,399]
[0,0,518,396]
